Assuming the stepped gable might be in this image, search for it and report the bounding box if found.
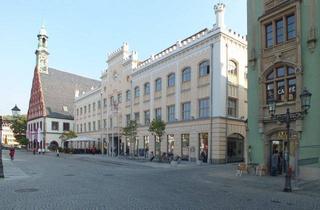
[39,67,100,120]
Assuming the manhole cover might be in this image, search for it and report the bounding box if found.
[15,188,38,193]
[64,174,75,176]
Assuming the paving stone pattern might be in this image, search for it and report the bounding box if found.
[0,151,319,210]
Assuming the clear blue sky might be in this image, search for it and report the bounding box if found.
[0,0,246,115]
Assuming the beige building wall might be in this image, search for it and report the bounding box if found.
[74,3,248,163]
[74,88,103,148]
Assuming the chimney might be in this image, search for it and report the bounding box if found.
[214,3,226,28]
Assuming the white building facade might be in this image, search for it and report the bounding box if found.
[74,3,248,163]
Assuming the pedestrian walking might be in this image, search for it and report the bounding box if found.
[271,150,279,176]
[150,151,155,162]
[9,147,15,160]
[56,148,60,157]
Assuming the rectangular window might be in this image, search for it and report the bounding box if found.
[77,124,79,133]
[84,106,87,114]
[144,83,150,95]
[88,104,91,113]
[144,110,150,125]
[134,87,140,98]
[155,108,162,120]
[98,120,101,130]
[199,98,209,118]
[80,107,83,115]
[199,61,210,77]
[155,79,162,92]
[103,119,107,129]
[110,96,114,106]
[126,90,131,101]
[266,23,273,48]
[93,102,96,111]
[63,122,70,131]
[167,134,174,154]
[134,112,140,123]
[168,74,175,87]
[227,98,237,117]
[109,118,112,128]
[84,124,86,132]
[118,93,122,103]
[288,78,296,101]
[103,98,107,107]
[276,67,285,78]
[276,80,285,101]
[93,121,96,131]
[80,124,83,132]
[287,14,296,40]
[126,114,131,126]
[51,121,59,131]
[276,19,284,44]
[266,83,274,103]
[77,108,79,116]
[182,102,191,120]
[88,122,91,131]
[167,105,175,122]
[181,134,190,160]
[98,100,101,109]
[182,68,191,82]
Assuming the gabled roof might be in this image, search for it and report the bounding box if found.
[39,68,100,120]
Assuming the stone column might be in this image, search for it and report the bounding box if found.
[190,132,198,162]
[174,133,182,157]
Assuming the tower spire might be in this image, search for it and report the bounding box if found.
[35,24,49,74]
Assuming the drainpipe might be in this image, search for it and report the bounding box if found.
[100,91,104,155]
[209,43,214,164]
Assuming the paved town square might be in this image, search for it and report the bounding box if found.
[0,150,319,210]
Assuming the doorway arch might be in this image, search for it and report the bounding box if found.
[49,141,59,150]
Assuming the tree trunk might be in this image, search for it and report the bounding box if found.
[0,144,4,178]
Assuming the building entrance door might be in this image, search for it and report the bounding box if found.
[270,140,285,176]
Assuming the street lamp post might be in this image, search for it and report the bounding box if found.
[268,88,312,192]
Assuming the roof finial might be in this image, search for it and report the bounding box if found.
[39,21,47,37]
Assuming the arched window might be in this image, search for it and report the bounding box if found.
[126,90,131,101]
[182,67,191,82]
[199,60,210,77]
[144,82,150,95]
[266,65,296,103]
[134,86,140,98]
[228,60,238,76]
[168,73,175,87]
[155,78,162,92]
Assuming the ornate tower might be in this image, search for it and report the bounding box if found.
[35,25,49,74]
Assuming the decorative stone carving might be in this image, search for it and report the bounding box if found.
[307,27,318,53]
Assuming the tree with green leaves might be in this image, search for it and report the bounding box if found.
[10,115,28,146]
[59,131,77,150]
[148,118,166,157]
[122,120,138,156]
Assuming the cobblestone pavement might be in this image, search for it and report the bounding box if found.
[0,150,319,210]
